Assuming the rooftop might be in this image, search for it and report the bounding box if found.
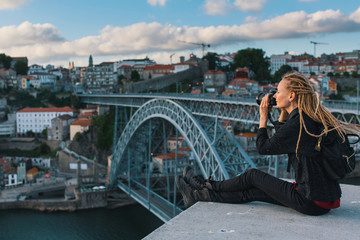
[145,184,360,240]
[18,106,75,113]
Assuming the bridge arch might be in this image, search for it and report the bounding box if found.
[110,99,232,186]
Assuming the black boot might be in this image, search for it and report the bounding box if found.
[176,176,197,208]
[176,176,212,208]
[183,166,206,190]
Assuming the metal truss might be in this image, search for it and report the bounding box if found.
[79,93,360,124]
[109,99,257,221]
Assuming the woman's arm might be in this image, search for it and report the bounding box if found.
[259,94,270,128]
[256,117,300,155]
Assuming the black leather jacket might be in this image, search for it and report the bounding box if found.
[256,108,341,202]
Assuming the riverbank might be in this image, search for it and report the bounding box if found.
[0,189,136,212]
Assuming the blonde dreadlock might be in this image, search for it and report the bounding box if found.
[281,73,360,154]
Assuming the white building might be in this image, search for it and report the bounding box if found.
[29,73,57,88]
[28,64,48,75]
[270,53,293,75]
[0,121,16,136]
[16,107,76,134]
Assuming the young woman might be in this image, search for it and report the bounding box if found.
[176,73,359,216]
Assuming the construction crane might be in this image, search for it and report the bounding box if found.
[170,53,175,64]
[310,41,328,58]
[178,40,211,57]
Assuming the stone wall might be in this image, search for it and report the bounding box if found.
[124,66,203,93]
[0,191,107,211]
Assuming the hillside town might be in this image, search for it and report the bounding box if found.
[0,48,360,207]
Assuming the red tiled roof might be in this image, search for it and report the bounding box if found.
[205,70,224,75]
[153,152,185,159]
[18,107,75,113]
[71,118,91,127]
[144,64,174,71]
[118,65,134,69]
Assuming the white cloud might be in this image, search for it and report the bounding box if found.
[233,0,267,13]
[0,21,63,48]
[204,0,232,15]
[3,8,360,65]
[350,7,360,23]
[147,0,167,7]
[0,0,29,10]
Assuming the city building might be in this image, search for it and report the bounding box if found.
[17,162,26,184]
[143,64,174,80]
[204,70,226,88]
[70,118,91,140]
[48,115,74,140]
[16,107,76,134]
[152,152,186,174]
[26,167,38,182]
[0,121,16,136]
[270,52,293,74]
[82,62,116,91]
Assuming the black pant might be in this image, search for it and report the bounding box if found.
[208,169,330,216]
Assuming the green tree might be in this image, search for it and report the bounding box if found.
[232,48,270,82]
[0,53,12,69]
[327,72,334,77]
[351,71,359,78]
[41,128,48,138]
[273,65,293,82]
[39,143,51,154]
[118,74,125,85]
[343,71,350,77]
[203,52,220,70]
[14,60,28,75]
[131,70,140,82]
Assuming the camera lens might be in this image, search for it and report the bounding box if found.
[256,93,265,105]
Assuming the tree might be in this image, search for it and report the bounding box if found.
[203,52,220,70]
[131,70,140,82]
[327,72,334,77]
[14,60,28,75]
[0,53,12,69]
[273,65,293,82]
[343,71,350,78]
[39,143,51,154]
[232,48,270,82]
[41,128,48,138]
[351,71,359,78]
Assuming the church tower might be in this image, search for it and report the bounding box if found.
[89,54,93,67]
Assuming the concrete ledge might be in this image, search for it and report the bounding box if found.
[145,184,360,240]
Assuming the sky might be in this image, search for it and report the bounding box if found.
[1,0,360,67]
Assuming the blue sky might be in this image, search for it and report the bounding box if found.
[1,0,360,66]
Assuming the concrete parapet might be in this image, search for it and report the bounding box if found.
[145,184,360,240]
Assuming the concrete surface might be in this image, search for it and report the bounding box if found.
[145,184,360,240]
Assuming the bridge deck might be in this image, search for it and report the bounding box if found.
[145,183,360,240]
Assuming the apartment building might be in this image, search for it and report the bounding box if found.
[270,52,292,75]
[16,107,76,134]
[83,62,116,90]
[70,118,91,140]
[47,115,74,140]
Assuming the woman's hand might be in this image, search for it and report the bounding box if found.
[259,94,269,128]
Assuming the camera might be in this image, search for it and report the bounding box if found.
[256,88,277,106]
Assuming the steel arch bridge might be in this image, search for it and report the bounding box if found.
[78,93,360,222]
[109,99,256,221]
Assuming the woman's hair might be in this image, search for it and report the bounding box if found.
[281,72,359,153]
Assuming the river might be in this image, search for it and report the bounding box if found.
[0,204,163,240]
[1,178,359,240]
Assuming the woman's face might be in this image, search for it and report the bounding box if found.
[274,79,292,110]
